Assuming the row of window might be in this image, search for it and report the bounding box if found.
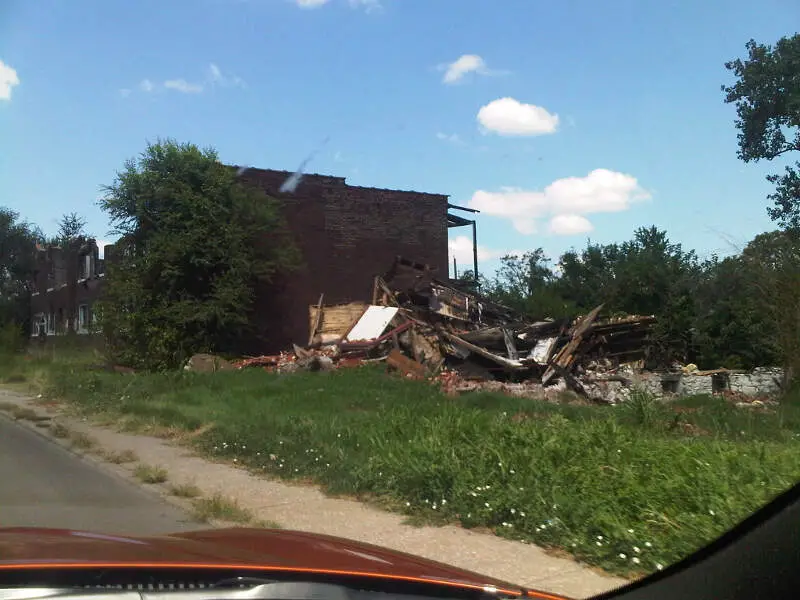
[31,305,94,336]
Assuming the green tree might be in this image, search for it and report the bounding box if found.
[485,250,576,320]
[739,230,800,387]
[554,227,700,364]
[97,139,300,370]
[0,208,42,344]
[692,254,781,370]
[54,212,88,245]
[723,35,800,229]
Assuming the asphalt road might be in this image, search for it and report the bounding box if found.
[0,415,200,535]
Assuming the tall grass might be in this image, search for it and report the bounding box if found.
[18,356,799,578]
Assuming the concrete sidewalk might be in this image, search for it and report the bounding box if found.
[0,389,628,599]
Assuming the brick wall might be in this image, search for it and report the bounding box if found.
[238,168,449,352]
[30,241,104,336]
[36,169,450,354]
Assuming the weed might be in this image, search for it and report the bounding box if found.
[169,482,202,498]
[191,493,253,524]
[619,387,663,429]
[69,431,96,450]
[49,422,70,438]
[251,518,282,529]
[134,463,168,484]
[11,406,42,421]
[103,448,138,464]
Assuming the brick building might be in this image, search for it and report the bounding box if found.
[29,167,454,352]
[236,168,450,352]
[30,239,105,337]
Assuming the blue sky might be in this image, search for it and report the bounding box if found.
[1,0,798,274]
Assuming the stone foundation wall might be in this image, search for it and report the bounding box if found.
[636,367,784,398]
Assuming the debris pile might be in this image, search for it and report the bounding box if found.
[237,257,659,403]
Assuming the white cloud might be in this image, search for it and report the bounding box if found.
[0,60,19,100]
[349,0,382,11]
[296,0,380,9]
[477,97,559,136]
[164,79,204,94]
[436,132,462,144]
[208,63,244,88]
[130,64,243,96]
[441,54,488,84]
[449,235,509,265]
[469,169,650,236]
[548,214,593,235]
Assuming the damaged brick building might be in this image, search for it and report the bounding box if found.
[30,239,105,337]
[30,167,459,353]
[236,168,450,352]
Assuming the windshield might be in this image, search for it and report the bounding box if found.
[1,2,800,600]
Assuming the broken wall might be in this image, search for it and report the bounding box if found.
[239,168,450,352]
[638,367,785,398]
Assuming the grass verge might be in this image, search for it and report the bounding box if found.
[4,351,800,577]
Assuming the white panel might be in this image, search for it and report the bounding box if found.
[345,306,399,342]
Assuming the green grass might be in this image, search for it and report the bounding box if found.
[4,351,800,578]
[134,463,168,483]
[191,493,253,524]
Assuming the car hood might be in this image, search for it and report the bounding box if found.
[0,528,560,598]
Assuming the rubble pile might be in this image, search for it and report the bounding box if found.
[236,257,660,403]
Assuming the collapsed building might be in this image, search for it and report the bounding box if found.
[229,256,785,404]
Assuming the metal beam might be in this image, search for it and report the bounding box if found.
[447,202,480,214]
[447,213,473,228]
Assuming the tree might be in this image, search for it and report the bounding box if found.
[54,212,88,245]
[554,227,701,364]
[0,208,42,342]
[97,139,300,370]
[740,230,800,387]
[691,254,781,370]
[486,250,576,319]
[723,35,800,229]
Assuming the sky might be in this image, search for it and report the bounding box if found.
[0,0,798,274]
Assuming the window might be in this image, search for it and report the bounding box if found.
[46,313,55,335]
[78,304,89,333]
[32,314,45,336]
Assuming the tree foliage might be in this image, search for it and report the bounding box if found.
[723,34,800,229]
[0,208,42,340]
[97,139,300,370]
[479,226,790,370]
[54,212,88,246]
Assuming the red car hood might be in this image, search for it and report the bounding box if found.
[0,528,566,600]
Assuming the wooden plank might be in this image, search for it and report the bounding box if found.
[386,348,427,379]
[307,293,324,346]
[439,330,526,370]
[542,304,604,385]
